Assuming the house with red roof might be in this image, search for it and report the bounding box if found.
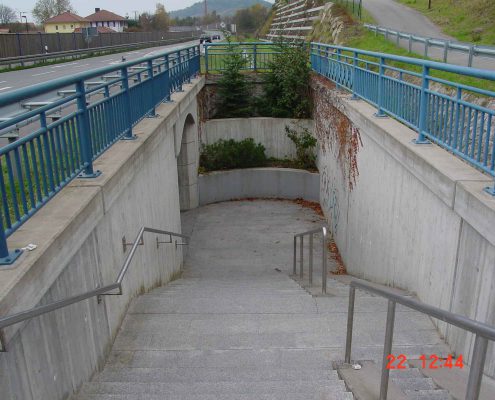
[85,8,128,33]
[44,12,89,33]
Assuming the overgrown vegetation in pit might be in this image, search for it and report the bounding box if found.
[285,125,317,170]
[199,138,267,171]
[212,41,313,119]
[199,125,318,173]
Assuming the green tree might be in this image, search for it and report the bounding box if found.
[153,3,170,31]
[233,4,269,33]
[0,4,16,24]
[32,0,74,23]
[215,34,252,118]
[258,43,312,118]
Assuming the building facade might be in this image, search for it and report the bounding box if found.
[44,12,89,33]
[85,8,128,33]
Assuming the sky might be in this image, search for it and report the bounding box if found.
[3,0,274,22]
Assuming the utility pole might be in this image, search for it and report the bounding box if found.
[204,0,207,25]
[428,0,432,9]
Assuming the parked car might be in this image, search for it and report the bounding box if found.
[212,34,221,40]
[200,36,212,44]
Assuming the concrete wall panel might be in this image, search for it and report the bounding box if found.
[199,168,320,205]
[314,80,495,376]
[0,79,204,400]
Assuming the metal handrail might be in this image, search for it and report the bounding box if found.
[293,226,329,293]
[364,24,495,67]
[0,226,189,345]
[345,279,495,400]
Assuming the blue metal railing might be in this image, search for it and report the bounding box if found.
[0,44,200,264]
[311,43,495,195]
[204,42,281,73]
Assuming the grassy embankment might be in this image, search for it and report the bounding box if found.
[397,0,495,45]
[319,4,495,93]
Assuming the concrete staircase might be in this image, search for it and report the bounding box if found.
[72,200,453,400]
[390,367,452,400]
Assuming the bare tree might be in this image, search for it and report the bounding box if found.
[32,0,75,23]
[0,4,17,24]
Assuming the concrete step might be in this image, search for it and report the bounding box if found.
[106,349,335,369]
[74,391,355,400]
[404,389,452,400]
[79,380,349,396]
[391,377,436,391]
[95,367,340,383]
[389,368,424,378]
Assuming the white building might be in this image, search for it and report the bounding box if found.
[85,8,128,33]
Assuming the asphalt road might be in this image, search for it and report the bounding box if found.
[0,40,198,96]
[0,39,199,146]
[363,0,495,70]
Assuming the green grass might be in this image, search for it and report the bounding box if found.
[345,27,495,93]
[397,0,495,45]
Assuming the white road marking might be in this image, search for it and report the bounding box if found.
[0,81,6,84]
[74,63,90,67]
[51,62,79,68]
[0,86,12,91]
[32,71,55,76]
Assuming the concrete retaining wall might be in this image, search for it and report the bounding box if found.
[203,117,314,159]
[0,78,204,400]
[314,79,495,377]
[199,168,320,205]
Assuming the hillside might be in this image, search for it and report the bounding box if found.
[397,0,495,45]
[170,0,272,18]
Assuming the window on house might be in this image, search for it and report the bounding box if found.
[56,25,58,30]
[71,25,73,28]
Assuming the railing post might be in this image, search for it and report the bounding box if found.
[375,57,387,118]
[176,51,184,92]
[414,65,430,144]
[465,335,488,400]
[75,81,101,177]
[120,67,136,140]
[205,44,209,74]
[468,45,475,67]
[351,51,359,100]
[293,236,297,275]
[379,300,396,400]
[186,48,192,83]
[147,59,157,117]
[309,233,313,285]
[253,44,257,71]
[0,222,22,265]
[443,41,449,63]
[345,286,356,363]
[322,231,327,294]
[408,34,413,53]
[424,38,429,58]
[164,54,172,102]
[299,235,304,279]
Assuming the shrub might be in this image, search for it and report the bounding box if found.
[257,42,312,118]
[286,125,317,170]
[200,138,267,171]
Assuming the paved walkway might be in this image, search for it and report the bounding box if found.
[363,0,494,70]
[74,200,450,399]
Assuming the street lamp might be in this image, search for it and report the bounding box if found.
[19,12,28,33]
